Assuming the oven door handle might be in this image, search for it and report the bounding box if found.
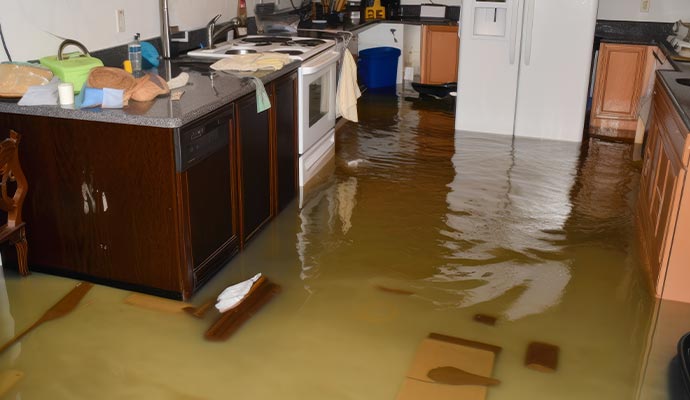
[300,51,340,75]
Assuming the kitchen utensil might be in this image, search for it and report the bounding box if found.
[0,64,53,98]
[39,40,103,93]
[0,282,93,355]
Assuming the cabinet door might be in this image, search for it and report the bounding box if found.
[273,73,298,212]
[420,25,459,85]
[178,113,239,295]
[236,93,272,245]
[589,43,648,139]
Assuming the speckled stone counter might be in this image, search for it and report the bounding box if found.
[0,60,300,129]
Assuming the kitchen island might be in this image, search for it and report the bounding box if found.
[0,61,299,300]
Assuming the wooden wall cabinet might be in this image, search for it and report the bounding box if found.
[589,43,671,141]
[637,78,690,303]
[420,25,459,85]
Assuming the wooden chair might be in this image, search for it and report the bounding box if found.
[0,130,28,276]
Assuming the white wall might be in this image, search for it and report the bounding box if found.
[0,0,257,62]
[400,0,460,6]
[597,0,690,22]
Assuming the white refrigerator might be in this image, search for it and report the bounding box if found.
[455,0,598,142]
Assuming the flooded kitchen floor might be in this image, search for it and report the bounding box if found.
[1,85,688,399]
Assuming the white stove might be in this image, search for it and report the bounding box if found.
[189,34,340,193]
[187,36,336,61]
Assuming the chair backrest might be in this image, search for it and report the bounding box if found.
[0,131,27,228]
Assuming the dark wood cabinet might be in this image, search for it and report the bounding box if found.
[236,93,273,245]
[236,72,298,245]
[273,73,298,212]
[0,114,185,296]
[0,72,298,299]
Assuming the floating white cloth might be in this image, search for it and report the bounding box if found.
[210,52,291,72]
[215,273,263,313]
[337,49,361,122]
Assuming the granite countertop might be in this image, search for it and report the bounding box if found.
[0,59,300,129]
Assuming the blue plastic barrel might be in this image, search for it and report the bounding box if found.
[358,47,401,89]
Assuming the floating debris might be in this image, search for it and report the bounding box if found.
[473,314,497,326]
[525,341,559,373]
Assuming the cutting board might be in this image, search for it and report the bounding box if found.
[0,64,53,98]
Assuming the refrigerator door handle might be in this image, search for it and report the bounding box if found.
[509,0,522,64]
[523,0,535,66]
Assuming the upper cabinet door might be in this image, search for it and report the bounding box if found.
[420,25,459,85]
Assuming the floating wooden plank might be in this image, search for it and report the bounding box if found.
[0,370,24,397]
[396,333,501,400]
[525,341,559,373]
[124,293,190,313]
[205,277,280,341]
[473,314,497,326]
[374,285,414,296]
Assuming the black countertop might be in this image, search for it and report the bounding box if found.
[658,65,690,130]
[0,59,300,129]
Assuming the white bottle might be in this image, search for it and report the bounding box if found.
[128,33,142,77]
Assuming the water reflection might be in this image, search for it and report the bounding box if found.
[0,265,20,368]
[297,176,358,292]
[427,132,581,320]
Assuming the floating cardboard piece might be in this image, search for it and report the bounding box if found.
[0,370,24,397]
[396,333,501,400]
[525,341,559,373]
[124,293,190,313]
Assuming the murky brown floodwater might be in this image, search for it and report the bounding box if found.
[1,84,687,399]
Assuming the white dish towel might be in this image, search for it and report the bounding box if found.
[215,273,263,313]
[337,49,361,122]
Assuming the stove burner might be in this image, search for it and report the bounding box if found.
[274,50,305,55]
[242,36,292,44]
[251,42,272,47]
[287,39,327,47]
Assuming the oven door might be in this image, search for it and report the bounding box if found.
[298,50,339,155]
